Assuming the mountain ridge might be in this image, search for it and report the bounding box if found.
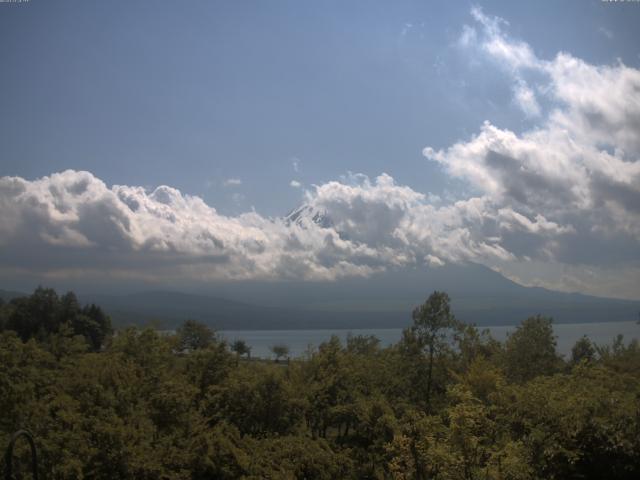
[3,263,639,330]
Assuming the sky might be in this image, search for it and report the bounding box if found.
[1,0,640,299]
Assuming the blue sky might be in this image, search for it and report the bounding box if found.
[1,1,640,299]
[2,1,638,215]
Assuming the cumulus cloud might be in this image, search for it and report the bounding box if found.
[290,180,302,188]
[0,170,550,285]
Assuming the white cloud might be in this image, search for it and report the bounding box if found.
[463,7,541,117]
[290,180,302,188]
[1,158,637,297]
[425,254,445,267]
[291,157,300,172]
[223,178,242,187]
[0,170,543,285]
[513,80,541,118]
[470,6,538,71]
[422,7,640,297]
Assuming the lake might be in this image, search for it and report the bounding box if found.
[219,321,640,359]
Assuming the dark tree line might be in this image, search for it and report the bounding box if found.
[0,287,111,351]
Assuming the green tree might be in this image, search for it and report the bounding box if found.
[189,422,250,479]
[58,291,81,323]
[270,343,290,362]
[47,321,89,360]
[0,297,7,331]
[206,365,305,437]
[1,288,111,351]
[177,319,214,351]
[185,341,234,398]
[346,333,381,355]
[231,339,251,360]
[571,335,596,365]
[500,365,640,479]
[387,410,450,480]
[503,315,562,382]
[6,287,59,341]
[596,334,640,375]
[410,291,460,411]
[247,434,352,479]
[455,323,502,369]
[77,303,112,350]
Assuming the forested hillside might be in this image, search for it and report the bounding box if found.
[1,288,639,479]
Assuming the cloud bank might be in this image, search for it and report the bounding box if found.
[1,9,639,298]
[0,170,519,284]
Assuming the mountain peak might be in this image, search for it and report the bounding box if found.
[284,204,334,229]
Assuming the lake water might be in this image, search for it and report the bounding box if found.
[219,321,640,359]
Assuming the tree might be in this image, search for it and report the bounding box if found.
[186,342,234,398]
[501,365,640,479]
[6,287,59,341]
[64,303,113,352]
[455,323,502,368]
[596,334,640,375]
[346,333,380,355]
[177,319,214,351]
[1,288,111,350]
[0,297,6,331]
[571,336,596,365]
[231,339,251,359]
[248,435,352,479]
[206,366,305,437]
[58,291,81,323]
[270,344,290,362]
[27,286,60,335]
[410,291,460,411]
[504,315,562,382]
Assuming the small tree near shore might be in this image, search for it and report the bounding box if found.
[231,339,251,359]
[270,343,290,362]
[177,319,213,351]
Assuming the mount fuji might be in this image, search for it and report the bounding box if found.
[68,204,640,330]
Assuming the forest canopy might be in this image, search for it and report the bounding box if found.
[1,287,639,479]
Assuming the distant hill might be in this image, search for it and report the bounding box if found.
[203,263,640,325]
[75,263,640,330]
[79,291,301,330]
[0,289,27,302]
[79,291,415,330]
